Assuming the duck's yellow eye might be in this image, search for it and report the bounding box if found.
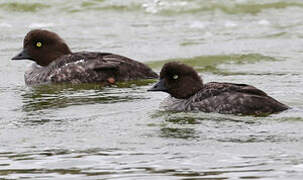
[173,74,179,80]
[36,42,42,48]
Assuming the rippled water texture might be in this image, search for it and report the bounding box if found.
[1,0,303,179]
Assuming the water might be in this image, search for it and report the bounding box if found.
[1,0,303,179]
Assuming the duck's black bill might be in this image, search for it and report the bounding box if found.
[12,49,32,60]
[148,79,167,92]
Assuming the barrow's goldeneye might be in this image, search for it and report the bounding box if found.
[12,29,158,85]
[148,62,289,115]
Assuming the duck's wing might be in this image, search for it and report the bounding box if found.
[86,53,158,80]
[206,82,268,96]
[190,82,288,115]
[49,52,158,83]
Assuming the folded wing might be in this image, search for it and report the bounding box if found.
[191,82,288,115]
[49,52,158,83]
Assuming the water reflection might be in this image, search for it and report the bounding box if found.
[150,111,303,143]
[0,147,276,179]
[165,116,201,125]
[159,127,199,139]
[20,82,152,112]
[151,111,261,124]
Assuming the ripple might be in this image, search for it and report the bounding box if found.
[20,82,153,112]
[1,0,303,16]
[28,23,54,28]
[147,53,278,73]
[155,1,303,15]
[0,2,50,12]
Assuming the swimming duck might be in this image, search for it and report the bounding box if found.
[148,62,289,115]
[12,29,158,85]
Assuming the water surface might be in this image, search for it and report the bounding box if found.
[1,0,303,179]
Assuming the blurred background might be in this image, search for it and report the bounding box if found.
[0,0,303,179]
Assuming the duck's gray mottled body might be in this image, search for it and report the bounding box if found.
[160,82,288,115]
[149,62,289,116]
[24,52,158,85]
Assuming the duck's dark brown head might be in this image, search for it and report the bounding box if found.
[12,29,72,66]
[148,62,203,99]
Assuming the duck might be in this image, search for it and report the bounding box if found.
[12,29,158,85]
[148,62,289,115]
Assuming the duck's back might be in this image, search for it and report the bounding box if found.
[189,82,289,115]
[25,52,158,85]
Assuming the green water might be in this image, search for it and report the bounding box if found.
[1,0,303,179]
